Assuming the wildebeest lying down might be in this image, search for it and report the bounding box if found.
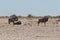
[13,21,21,25]
[38,17,49,25]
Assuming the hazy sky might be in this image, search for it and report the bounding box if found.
[0,0,60,16]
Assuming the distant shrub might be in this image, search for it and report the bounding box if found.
[56,16,60,18]
[44,15,52,18]
[10,14,17,18]
[18,16,22,18]
[27,14,33,18]
[4,16,8,18]
[52,16,60,18]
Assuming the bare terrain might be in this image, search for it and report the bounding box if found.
[0,18,60,40]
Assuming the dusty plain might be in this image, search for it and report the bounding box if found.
[0,18,60,40]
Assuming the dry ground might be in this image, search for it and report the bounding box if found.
[0,18,60,40]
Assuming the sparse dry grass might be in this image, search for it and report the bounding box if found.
[0,18,60,40]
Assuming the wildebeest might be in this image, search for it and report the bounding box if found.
[8,15,22,25]
[13,21,21,25]
[8,17,18,24]
[38,17,49,25]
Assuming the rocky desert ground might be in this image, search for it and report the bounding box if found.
[0,18,60,40]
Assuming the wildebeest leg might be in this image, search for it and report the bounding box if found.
[8,21,10,24]
[13,21,15,25]
[8,20,10,24]
[38,21,40,26]
[44,22,46,26]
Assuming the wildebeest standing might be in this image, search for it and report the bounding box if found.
[8,15,18,24]
[38,17,49,26]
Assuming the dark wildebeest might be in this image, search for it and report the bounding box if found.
[38,17,49,26]
[13,21,21,25]
[8,15,18,24]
